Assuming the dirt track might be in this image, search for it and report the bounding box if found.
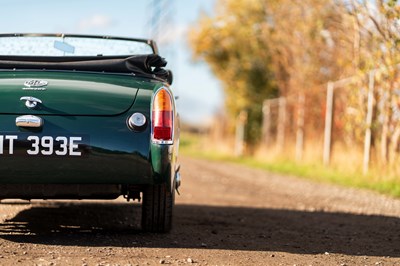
[0,156,400,265]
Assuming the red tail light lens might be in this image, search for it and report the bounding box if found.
[152,88,174,143]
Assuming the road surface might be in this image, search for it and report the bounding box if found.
[0,156,399,265]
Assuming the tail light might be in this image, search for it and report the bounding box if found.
[152,88,174,144]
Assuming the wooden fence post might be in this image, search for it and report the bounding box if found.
[323,82,334,166]
[363,70,375,174]
[235,110,248,157]
[277,97,287,153]
[262,100,271,147]
[296,93,305,161]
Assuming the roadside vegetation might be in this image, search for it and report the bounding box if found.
[187,0,400,190]
[180,132,400,198]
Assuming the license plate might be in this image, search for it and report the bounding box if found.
[0,134,87,157]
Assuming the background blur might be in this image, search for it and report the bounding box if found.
[3,0,400,193]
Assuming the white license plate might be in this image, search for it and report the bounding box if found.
[0,135,84,156]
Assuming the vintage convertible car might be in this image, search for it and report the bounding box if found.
[0,33,180,233]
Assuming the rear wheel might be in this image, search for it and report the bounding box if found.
[141,183,174,233]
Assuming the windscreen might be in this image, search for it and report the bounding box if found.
[0,35,154,56]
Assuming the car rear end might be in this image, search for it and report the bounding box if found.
[0,34,180,232]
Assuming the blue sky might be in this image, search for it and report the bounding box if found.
[0,0,223,124]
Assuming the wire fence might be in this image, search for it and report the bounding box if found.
[232,68,400,174]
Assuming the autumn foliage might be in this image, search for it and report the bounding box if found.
[189,0,400,165]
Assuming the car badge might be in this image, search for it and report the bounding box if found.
[23,80,48,91]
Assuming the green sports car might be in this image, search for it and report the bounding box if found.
[0,33,180,233]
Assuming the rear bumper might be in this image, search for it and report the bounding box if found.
[0,184,122,199]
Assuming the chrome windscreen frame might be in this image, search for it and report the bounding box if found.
[0,33,159,55]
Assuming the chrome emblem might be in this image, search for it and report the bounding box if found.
[23,80,48,89]
[24,80,48,87]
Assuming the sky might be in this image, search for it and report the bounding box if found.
[0,0,223,125]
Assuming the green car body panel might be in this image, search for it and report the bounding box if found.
[0,71,178,189]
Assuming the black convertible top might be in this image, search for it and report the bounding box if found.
[0,54,170,81]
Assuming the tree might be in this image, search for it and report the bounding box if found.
[189,0,278,150]
[189,0,353,149]
[347,0,400,164]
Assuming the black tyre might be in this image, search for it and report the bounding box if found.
[141,183,174,233]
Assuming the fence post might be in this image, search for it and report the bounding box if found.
[277,97,287,153]
[296,93,305,161]
[235,110,248,157]
[363,70,375,174]
[323,82,334,166]
[262,100,271,147]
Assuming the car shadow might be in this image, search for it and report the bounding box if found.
[0,201,398,257]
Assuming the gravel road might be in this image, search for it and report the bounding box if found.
[0,156,400,265]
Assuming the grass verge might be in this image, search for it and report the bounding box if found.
[180,133,400,198]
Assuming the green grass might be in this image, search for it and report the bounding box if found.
[180,133,400,198]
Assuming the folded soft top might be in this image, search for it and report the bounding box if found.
[0,54,170,81]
